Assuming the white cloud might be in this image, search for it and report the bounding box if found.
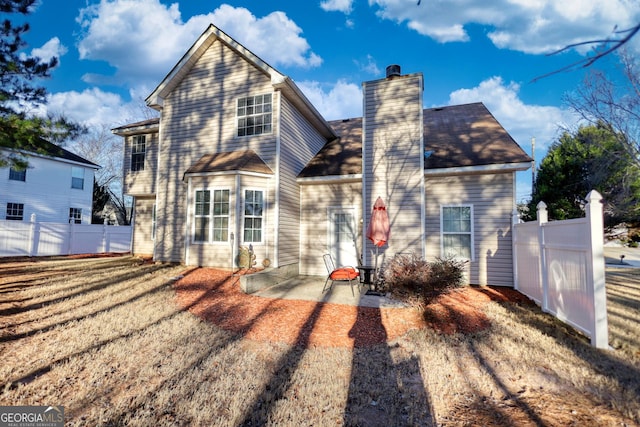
[21,37,67,65]
[297,80,362,120]
[369,0,640,55]
[320,0,354,13]
[44,88,135,127]
[354,54,380,76]
[447,76,576,151]
[447,76,578,203]
[76,1,321,86]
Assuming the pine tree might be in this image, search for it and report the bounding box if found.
[0,0,83,169]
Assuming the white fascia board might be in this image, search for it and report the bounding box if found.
[297,174,362,184]
[183,170,274,181]
[424,162,532,176]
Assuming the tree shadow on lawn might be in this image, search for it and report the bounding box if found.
[473,285,640,423]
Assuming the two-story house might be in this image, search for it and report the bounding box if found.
[0,140,99,224]
[113,24,531,287]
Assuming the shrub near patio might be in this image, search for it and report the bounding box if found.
[381,253,467,307]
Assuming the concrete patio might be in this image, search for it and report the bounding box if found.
[251,275,409,308]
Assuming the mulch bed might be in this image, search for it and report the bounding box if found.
[173,267,532,348]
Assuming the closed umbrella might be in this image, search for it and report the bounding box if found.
[366,197,390,293]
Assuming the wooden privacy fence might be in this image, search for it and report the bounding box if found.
[0,214,132,257]
[512,190,608,349]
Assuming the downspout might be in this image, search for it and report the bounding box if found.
[418,83,426,259]
[361,82,369,266]
[273,92,282,268]
[234,173,241,270]
[184,177,191,265]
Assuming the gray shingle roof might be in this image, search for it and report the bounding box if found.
[184,150,273,176]
[298,102,532,178]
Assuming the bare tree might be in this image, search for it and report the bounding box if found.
[564,50,640,167]
[533,23,640,82]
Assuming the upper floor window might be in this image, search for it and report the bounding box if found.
[6,202,24,221]
[69,208,82,224]
[441,205,473,260]
[243,189,263,243]
[193,189,230,243]
[71,167,84,189]
[9,167,26,181]
[131,135,146,171]
[237,94,272,137]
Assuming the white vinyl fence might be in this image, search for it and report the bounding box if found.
[0,214,132,257]
[512,190,608,349]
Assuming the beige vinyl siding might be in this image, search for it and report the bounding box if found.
[362,74,424,262]
[131,196,155,255]
[123,132,158,196]
[300,181,362,276]
[154,39,278,263]
[425,172,515,286]
[278,96,329,267]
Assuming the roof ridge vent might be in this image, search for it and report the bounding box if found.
[386,64,401,78]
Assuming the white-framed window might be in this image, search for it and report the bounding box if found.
[131,135,146,171]
[441,205,474,260]
[9,167,26,181]
[6,202,24,220]
[243,189,263,243]
[193,189,230,243]
[237,94,272,137]
[69,208,82,224]
[71,167,84,189]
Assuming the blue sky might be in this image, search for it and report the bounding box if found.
[18,0,640,202]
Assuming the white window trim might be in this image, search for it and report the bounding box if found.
[191,187,231,245]
[440,204,475,261]
[71,167,85,190]
[242,187,265,245]
[235,93,273,138]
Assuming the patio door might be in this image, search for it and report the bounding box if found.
[329,208,358,267]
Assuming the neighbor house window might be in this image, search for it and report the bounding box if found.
[71,167,84,189]
[9,167,26,181]
[193,189,229,242]
[131,135,146,171]
[69,208,82,224]
[237,94,272,137]
[441,205,473,260]
[6,203,24,220]
[243,190,263,243]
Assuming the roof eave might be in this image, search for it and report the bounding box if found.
[424,161,532,176]
[297,173,362,184]
[273,77,336,140]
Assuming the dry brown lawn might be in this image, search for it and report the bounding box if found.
[0,255,638,426]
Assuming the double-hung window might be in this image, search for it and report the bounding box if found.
[6,203,24,220]
[69,208,82,224]
[9,167,26,181]
[441,205,473,260]
[193,189,229,242]
[243,190,263,243]
[71,167,84,189]
[237,94,272,136]
[131,135,146,171]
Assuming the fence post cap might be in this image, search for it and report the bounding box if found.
[585,190,603,202]
[536,201,547,210]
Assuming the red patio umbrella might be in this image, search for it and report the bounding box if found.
[366,196,390,247]
[366,197,390,292]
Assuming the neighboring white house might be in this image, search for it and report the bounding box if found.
[113,24,532,286]
[0,140,100,224]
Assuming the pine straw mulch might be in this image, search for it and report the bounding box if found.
[174,267,533,349]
